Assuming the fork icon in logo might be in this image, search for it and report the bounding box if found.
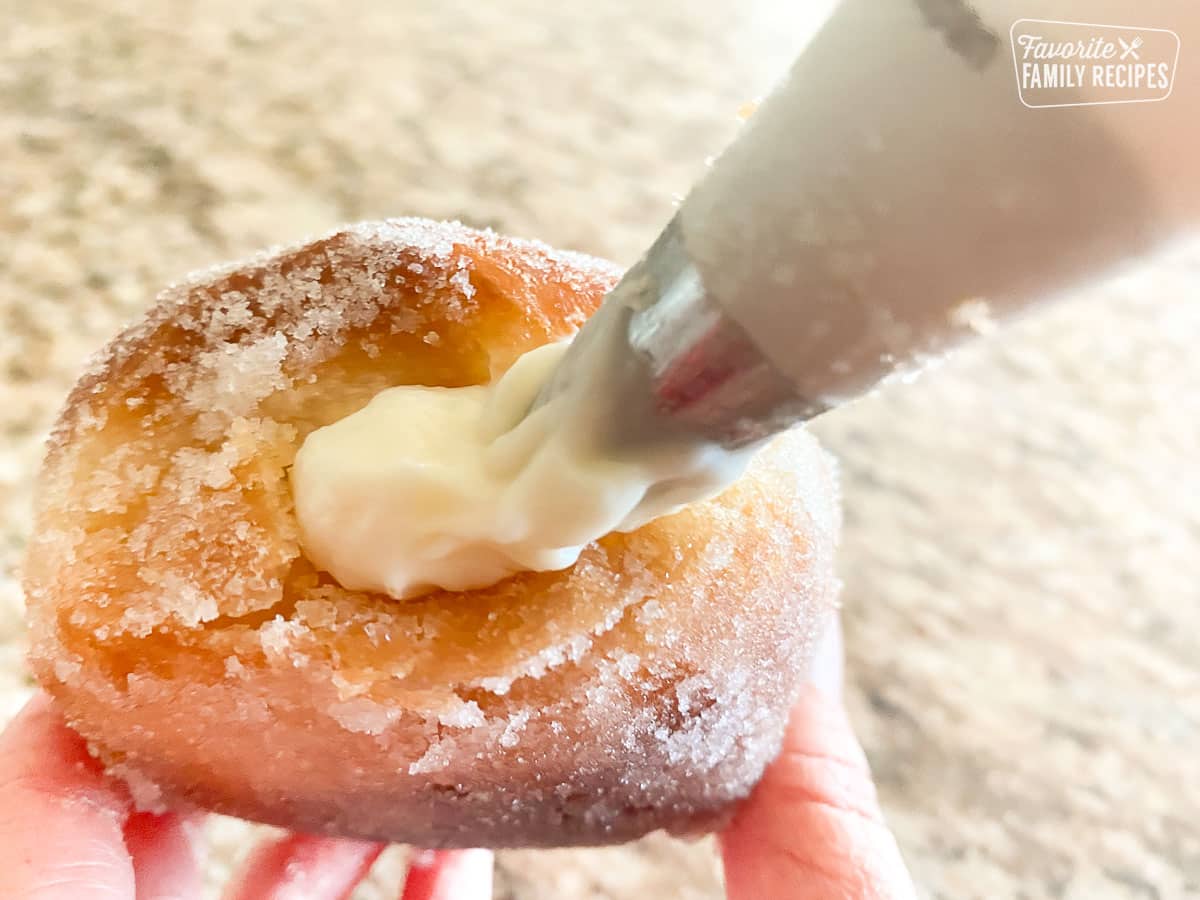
[1118,36,1143,60]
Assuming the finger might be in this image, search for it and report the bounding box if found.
[720,625,916,900]
[400,849,494,900]
[224,833,384,900]
[125,811,204,900]
[0,692,136,899]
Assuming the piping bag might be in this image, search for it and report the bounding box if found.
[524,0,1199,452]
[291,0,1198,598]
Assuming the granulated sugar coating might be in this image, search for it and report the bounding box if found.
[23,218,841,847]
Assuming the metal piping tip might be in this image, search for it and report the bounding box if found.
[526,216,812,453]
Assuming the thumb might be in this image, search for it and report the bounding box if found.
[0,693,136,899]
[720,622,916,900]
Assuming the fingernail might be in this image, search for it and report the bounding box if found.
[401,848,493,900]
[808,616,844,700]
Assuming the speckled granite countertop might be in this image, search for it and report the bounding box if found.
[2,2,1197,898]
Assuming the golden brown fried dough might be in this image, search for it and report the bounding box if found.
[24,219,840,847]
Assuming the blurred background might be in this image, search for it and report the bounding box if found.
[1,1,1197,897]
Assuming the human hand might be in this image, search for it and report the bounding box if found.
[0,693,491,899]
[720,620,917,899]
[0,623,911,899]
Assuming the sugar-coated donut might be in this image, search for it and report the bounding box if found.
[23,218,840,847]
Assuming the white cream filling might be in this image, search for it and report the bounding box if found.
[291,340,754,599]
